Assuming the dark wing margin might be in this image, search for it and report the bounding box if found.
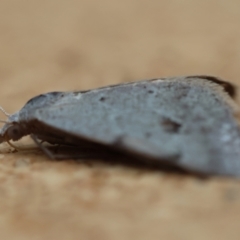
[186,75,236,98]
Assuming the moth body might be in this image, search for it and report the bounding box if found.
[0,76,240,177]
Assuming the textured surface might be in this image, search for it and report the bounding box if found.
[1,0,240,239]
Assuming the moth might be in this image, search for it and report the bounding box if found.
[0,75,240,177]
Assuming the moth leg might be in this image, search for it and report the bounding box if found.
[30,134,88,160]
[30,134,123,160]
[6,141,34,152]
[30,134,57,159]
[6,139,42,152]
[7,140,19,152]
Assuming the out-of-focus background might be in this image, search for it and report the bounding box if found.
[0,1,240,239]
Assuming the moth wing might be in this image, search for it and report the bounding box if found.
[32,77,240,176]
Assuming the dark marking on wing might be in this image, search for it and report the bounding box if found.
[26,94,47,105]
[160,117,182,133]
[26,92,62,105]
[23,92,64,110]
[99,97,106,102]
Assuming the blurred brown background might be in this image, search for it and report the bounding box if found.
[0,1,240,239]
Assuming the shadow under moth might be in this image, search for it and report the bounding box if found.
[0,75,240,177]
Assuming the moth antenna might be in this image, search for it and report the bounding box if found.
[0,106,10,118]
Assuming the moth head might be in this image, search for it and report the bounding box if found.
[3,124,25,142]
[0,108,26,143]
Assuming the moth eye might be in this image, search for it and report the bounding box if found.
[7,125,23,141]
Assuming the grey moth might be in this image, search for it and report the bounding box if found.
[0,75,240,177]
